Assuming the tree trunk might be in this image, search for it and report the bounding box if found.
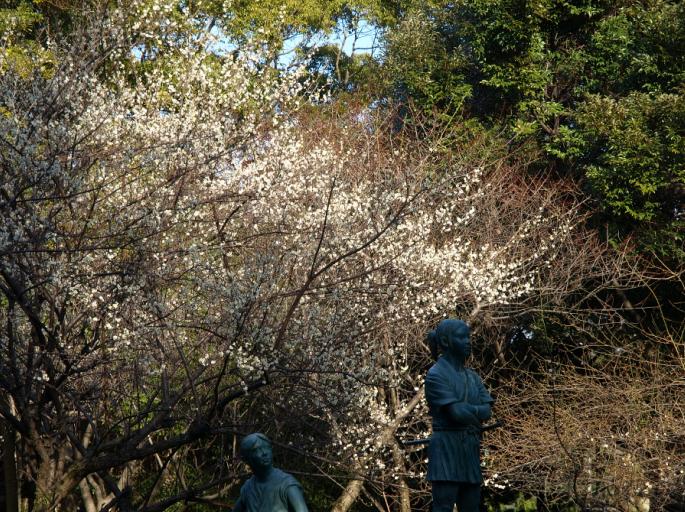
[391,440,411,512]
[2,414,19,512]
[79,479,98,512]
[331,388,424,512]
[331,478,364,512]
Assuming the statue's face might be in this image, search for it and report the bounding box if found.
[246,439,273,471]
[444,323,470,360]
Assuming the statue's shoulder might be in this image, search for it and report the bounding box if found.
[272,468,301,489]
[239,475,256,494]
[426,357,450,378]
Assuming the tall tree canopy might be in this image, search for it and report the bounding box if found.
[383,0,685,259]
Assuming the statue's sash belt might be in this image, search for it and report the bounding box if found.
[432,426,481,435]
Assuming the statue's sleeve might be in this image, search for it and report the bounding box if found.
[284,479,308,512]
[474,372,494,404]
[425,366,459,407]
[279,474,305,506]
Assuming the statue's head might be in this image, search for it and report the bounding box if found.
[429,319,470,361]
[240,433,273,473]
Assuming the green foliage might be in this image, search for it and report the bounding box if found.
[578,92,685,258]
[0,1,42,37]
[384,9,474,113]
[381,0,685,260]
[486,493,538,512]
[0,1,56,75]
[305,43,381,94]
[579,93,684,218]
[212,0,399,59]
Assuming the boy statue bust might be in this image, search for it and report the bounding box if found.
[233,433,308,512]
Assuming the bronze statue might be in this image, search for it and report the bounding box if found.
[425,319,494,512]
[233,433,309,512]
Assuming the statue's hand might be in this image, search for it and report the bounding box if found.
[444,402,481,427]
[472,403,492,421]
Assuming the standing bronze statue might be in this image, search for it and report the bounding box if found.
[425,319,494,512]
[233,433,309,512]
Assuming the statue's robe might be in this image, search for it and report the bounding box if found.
[237,468,302,512]
[425,356,493,483]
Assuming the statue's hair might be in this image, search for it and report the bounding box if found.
[428,319,470,360]
[239,432,271,458]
